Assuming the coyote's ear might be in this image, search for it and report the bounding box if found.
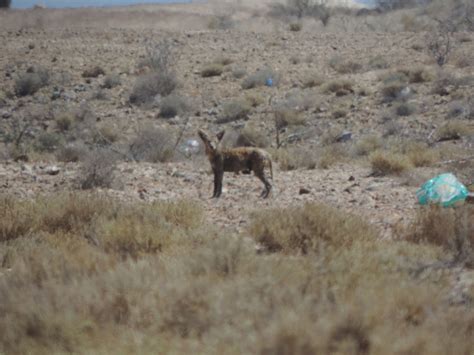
[198,130,207,142]
[216,130,225,142]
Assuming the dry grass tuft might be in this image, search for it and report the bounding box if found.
[322,79,354,95]
[236,124,270,148]
[271,147,317,171]
[82,66,105,78]
[129,125,175,163]
[403,205,474,267]
[354,135,383,156]
[217,99,252,124]
[201,63,224,78]
[370,150,412,176]
[0,190,473,354]
[159,94,189,118]
[79,149,117,190]
[129,72,177,105]
[289,22,302,31]
[300,71,325,88]
[329,56,362,74]
[436,120,472,141]
[395,102,417,116]
[14,66,49,97]
[242,67,278,89]
[249,203,376,254]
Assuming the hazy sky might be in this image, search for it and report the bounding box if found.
[12,0,191,8]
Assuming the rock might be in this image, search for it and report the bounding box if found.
[336,131,352,142]
[299,187,310,195]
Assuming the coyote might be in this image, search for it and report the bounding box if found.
[198,129,273,198]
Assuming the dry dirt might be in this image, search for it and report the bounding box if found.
[0,1,473,238]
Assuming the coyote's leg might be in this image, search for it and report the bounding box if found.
[213,170,224,198]
[255,169,272,198]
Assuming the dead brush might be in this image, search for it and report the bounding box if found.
[370,150,412,176]
[436,120,472,141]
[249,203,377,254]
[0,195,36,242]
[271,147,317,171]
[403,205,474,268]
[78,149,117,190]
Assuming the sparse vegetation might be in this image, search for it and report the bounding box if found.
[367,55,389,70]
[249,203,376,254]
[217,99,252,124]
[271,147,317,171]
[329,55,362,74]
[269,0,331,26]
[207,14,234,30]
[82,65,105,78]
[395,102,417,116]
[403,205,474,267]
[2,3,474,354]
[79,149,117,189]
[129,125,175,163]
[300,71,325,88]
[34,131,62,153]
[56,143,88,163]
[370,150,412,176]
[102,74,121,89]
[236,124,270,148]
[201,63,224,77]
[436,120,472,141]
[159,94,189,118]
[289,22,302,31]
[130,40,177,106]
[274,107,305,129]
[14,67,50,96]
[322,79,354,95]
[242,67,278,90]
[354,135,383,156]
[129,72,178,105]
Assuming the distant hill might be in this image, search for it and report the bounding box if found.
[11,0,373,9]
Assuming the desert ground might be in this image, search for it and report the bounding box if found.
[0,1,474,354]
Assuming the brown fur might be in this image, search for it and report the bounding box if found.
[198,129,273,198]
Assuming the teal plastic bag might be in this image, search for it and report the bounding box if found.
[417,173,469,207]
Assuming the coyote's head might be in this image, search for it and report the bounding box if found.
[198,129,225,157]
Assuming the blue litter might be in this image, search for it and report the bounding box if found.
[416,173,469,207]
[265,77,273,87]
